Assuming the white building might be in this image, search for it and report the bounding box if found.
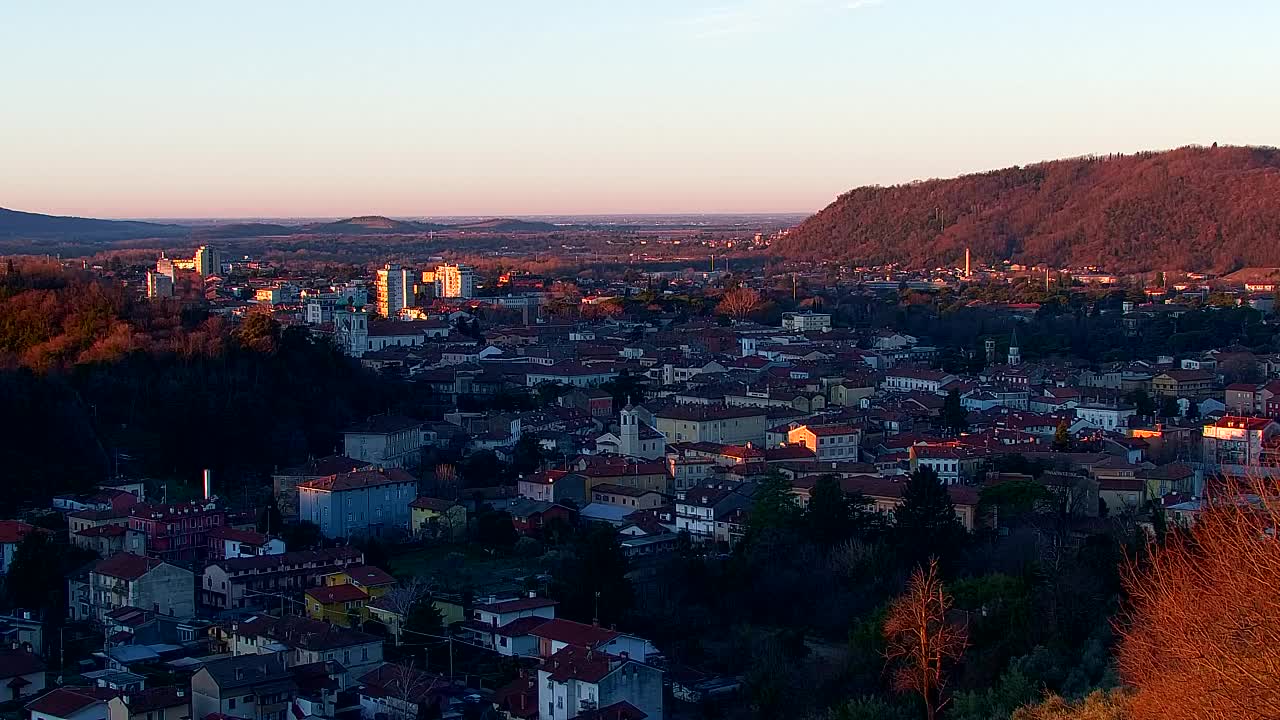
[298,468,417,539]
[1074,404,1137,432]
[334,307,370,357]
[434,264,475,299]
[781,312,832,332]
[375,264,414,318]
[343,415,424,468]
[882,368,957,394]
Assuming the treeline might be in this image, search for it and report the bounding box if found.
[0,261,430,514]
[776,145,1280,273]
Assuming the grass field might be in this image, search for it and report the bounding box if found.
[389,543,544,596]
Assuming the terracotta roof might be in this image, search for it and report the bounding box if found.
[579,701,648,720]
[544,645,617,683]
[298,467,417,492]
[75,524,127,538]
[1209,416,1277,430]
[207,527,270,545]
[343,414,423,435]
[306,584,368,604]
[117,687,187,713]
[496,616,553,637]
[219,547,362,573]
[278,455,369,477]
[0,649,45,679]
[92,553,162,581]
[529,618,620,648]
[342,565,396,587]
[25,687,117,716]
[0,521,37,545]
[409,496,459,512]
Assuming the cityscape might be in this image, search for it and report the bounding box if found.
[3,3,1280,720]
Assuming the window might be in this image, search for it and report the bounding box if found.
[362,647,369,660]
[228,699,237,710]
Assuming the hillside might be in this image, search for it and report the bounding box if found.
[774,146,1280,273]
[450,218,562,232]
[0,207,185,240]
[305,216,449,234]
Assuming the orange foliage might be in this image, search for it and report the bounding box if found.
[1118,476,1280,720]
[883,558,968,720]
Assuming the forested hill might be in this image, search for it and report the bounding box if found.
[774,145,1280,273]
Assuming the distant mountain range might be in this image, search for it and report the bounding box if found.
[774,145,1280,273]
[0,209,566,243]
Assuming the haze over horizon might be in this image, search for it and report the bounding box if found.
[3,0,1277,218]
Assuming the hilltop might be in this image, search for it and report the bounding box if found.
[774,145,1280,273]
[0,207,185,240]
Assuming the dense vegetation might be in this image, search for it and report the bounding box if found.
[776,145,1280,272]
[0,260,426,512]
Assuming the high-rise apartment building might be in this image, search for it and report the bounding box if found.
[156,253,176,281]
[375,264,414,318]
[434,263,475,299]
[146,271,173,299]
[194,245,223,277]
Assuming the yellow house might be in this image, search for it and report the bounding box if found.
[322,565,396,600]
[409,497,468,539]
[305,584,368,627]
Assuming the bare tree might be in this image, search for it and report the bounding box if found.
[883,559,968,720]
[434,463,459,500]
[717,287,762,320]
[1118,475,1280,720]
[377,578,437,645]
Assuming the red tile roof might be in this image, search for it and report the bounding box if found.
[306,584,368,604]
[207,527,270,545]
[298,467,417,492]
[92,553,162,581]
[25,687,117,717]
[0,521,37,545]
[544,645,617,683]
[0,649,45,679]
[496,616,553,637]
[342,565,396,587]
[529,618,620,648]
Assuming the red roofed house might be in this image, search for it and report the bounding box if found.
[127,500,227,565]
[206,527,285,561]
[305,583,369,627]
[537,645,661,720]
[25,686,114,720]
[297,467,417,539]
[75,553,194,623]
[0,648,46,701]
[0,521,40,574]
[461,595,558,656]
[1202,416,1280,470]
[787,425,861,462]
[105,686,189,720]
[529,619,653,661]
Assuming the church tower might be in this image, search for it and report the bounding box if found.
[1008,329,1022,366]
[619,405,640,458]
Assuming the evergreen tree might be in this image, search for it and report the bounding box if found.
[748,472,800,538]
[895,466,967,565]
[806,474,852,546]
[941,389,969,436]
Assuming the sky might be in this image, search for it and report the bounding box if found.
[2,0,1278,219]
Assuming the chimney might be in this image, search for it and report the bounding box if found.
[123,696,131,706]
[203,469,212,500]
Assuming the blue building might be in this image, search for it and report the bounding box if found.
[298,468,417,539]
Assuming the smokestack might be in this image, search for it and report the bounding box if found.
[203,469,212,500]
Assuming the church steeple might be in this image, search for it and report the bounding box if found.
[1008,328,1022,366]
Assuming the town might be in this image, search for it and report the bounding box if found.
[1,239,1278,720]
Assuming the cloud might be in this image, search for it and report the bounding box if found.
[677,0,885,38]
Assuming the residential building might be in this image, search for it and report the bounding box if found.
[1201,416,1280,470]
[675,483,752,544]
[1074,403,1137,431]
[1151,369,1215,399]
[0,649,47,702]
[227,615,383,687]
[272,455,369,520]
[190,654,296,720]
[434,263,475,299]
[305,584,368,627]
[787,424,860,461]
[206,527,285,561]
[375,264,415,318]
[78,553,194,624]
[297,467,417,539]
[0,521,41,574]
[460,596,558,656]
[343,415,424,468]
[127,500,226,565]
[908,445,986,485]
[106,688,189,720]
[882,368,957,394]
[654,405,768,445]
[145,271,173,300]
[408,497,467,539]
[194,245,222,277]
[529,618,654,660]
[589,484,667,510]
[781,311,832,332]
[200,547,364,611]
[26,687,117,720]
[536,645,662,720]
